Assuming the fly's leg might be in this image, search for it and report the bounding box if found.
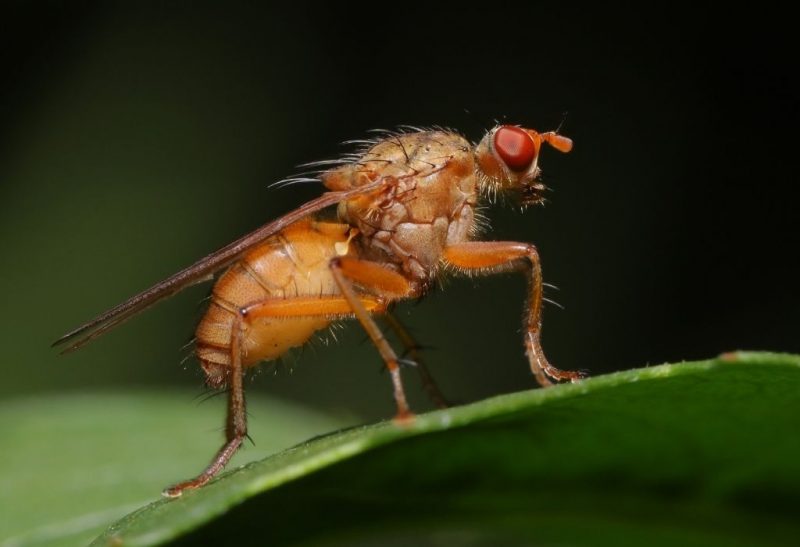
[164,294,388,497]
[330,257,417,421]
[383,313,450,409]
[239,295,387,319]
[164,315,247,497]
[442,241,586,386]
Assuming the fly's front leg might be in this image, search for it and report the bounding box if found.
[442,242,586,386]
[164,315,247,498]
[330,257,417,421]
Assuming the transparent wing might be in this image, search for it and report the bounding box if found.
[53,180,385,353]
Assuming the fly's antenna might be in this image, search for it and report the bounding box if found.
[556,111,569,134]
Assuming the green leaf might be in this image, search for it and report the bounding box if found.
[82,352,800,546]
[0,392,349,546]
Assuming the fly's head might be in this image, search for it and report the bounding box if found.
[474,125,572,206]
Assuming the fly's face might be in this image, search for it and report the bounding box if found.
[475,125,573,206]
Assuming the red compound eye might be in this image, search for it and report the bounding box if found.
[493,126,536,171]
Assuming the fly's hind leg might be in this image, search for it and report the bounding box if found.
[330,257,418,421]
[164,315,248,498]
[443,241,586,387]
[164,294,388,497]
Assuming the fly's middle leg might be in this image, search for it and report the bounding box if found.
[383,312,450,409]
[442,241,586,387]
[329,256,417,421]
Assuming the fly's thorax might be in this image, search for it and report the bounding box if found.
[329,130,479,282]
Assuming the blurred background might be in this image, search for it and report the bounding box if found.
[1,3,797,419]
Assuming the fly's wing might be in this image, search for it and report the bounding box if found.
[53,179,386,353]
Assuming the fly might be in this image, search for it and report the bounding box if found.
[54,124,585,496]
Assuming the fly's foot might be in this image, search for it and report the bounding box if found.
[526,333,587,386]
[393,410,416,426]
[162,477,206,498]
[543,364,588,384]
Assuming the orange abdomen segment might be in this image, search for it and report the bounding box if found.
[195,220,353,377]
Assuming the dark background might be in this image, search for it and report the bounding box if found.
[1,3,797,419]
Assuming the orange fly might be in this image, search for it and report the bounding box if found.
[54,124,585,496]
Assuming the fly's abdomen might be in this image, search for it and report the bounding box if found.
[195,220,353,384]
